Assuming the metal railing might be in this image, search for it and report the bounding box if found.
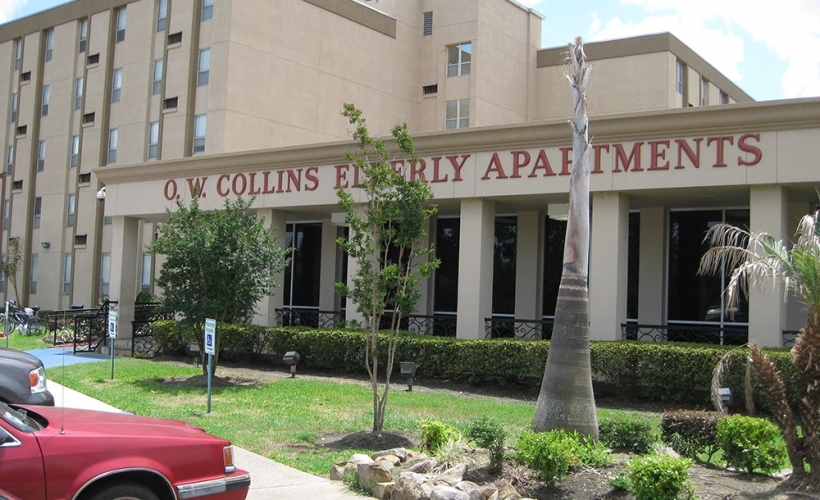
[275,307,344,329]
[72,300,117,354]
[485,317,554,339]
[131,302,175,358]
[378,312,457,337]
[620,322,748,345]
[782,330,800,349]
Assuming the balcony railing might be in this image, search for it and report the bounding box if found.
[275,307,344,329]
[485,317,554,339]
[621,323,748,345]
[378,312,457,337]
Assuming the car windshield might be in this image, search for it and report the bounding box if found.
[0,401,43,432]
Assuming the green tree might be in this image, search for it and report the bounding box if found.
[532,38,599,438]
[336,103,440,432]
[148,195,289,374]
[2,237,21,305]
[699,204,820,490]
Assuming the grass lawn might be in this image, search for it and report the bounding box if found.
[2,331,52,351]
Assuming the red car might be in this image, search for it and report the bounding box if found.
[0,401,250,500]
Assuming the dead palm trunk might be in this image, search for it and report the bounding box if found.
[532,37,598,438]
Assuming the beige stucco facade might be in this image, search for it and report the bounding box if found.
[0,0,814,348]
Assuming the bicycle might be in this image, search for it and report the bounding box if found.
[0,301,42,336]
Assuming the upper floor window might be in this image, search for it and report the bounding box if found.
[445,99,469,129]
[63,254,72,295]
[152,59,163,95]
[9,92,17,123]
[447,42,471,77]
[141,254,152,294]
[13,39,22,70]
[197,48,210,86]
[70,135,80,168]
[30,254,38,294]
[202,0,214,21]
[79,19,88,53]
[6,146,13,175]
[719,90,729,105]
[67,193,76,227]
[37,140,46,172]
[75,77,84,110]
[676,59,685,95]
[108,128,118,163]
[112,68,123,103]
[116,7,127,43]
[100,254,111,299]
[2,201,8,231]
[193,114,206,154]
[157,0,168,32]
[41,85,50,116]
[33,197,42,229]
[700,77,709,106]
[44,29,54,62]
[423,12,433,36]
[147,121,159,159]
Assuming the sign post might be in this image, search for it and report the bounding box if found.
[108,308,118,380]
[204,318,216,413]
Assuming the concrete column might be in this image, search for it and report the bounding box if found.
[456,199,495,339]
[589,192,629,341]
[749,185,787,347]
[515,211,542,320]
[638,207,665,326]
[110,216,139,341]
[319,219,339,313]
[254,209,286,326]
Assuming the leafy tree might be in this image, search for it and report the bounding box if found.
[532,38,599,438]
[336,103,440,432]
[2,237,21,305]
[148,195,289,374]
[699,204,820,490]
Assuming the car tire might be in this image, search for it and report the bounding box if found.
[88,483,160,500]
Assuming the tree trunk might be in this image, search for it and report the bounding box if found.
[532,38,598,439]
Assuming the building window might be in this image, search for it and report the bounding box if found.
[156,0,168,32]
[719,90,729,105]
[202,0,214,21]
[141,254,152,294]
[13,39,22,70]
[447,42,471,77]
[2,201,8,231]
[423,84,438,95]
[37,140,46,172]
[30,254,38,294]
[83,112,95,125]
[6,145,13,175]
[148,121,159,159]
[41,85,50,116]
[163,96,178,110]
[197,48,210,86]
[86,53,99,65]
[70,135,80,168]
[67,193,76,227]
[423,11,433,36]
[20,71,31,83]
[10,92,17,123]
[104,216,113,225]
[116,7,127,43]
[167,32,182,45]
[44,29,54,62]
[63,254,72,295]
[100,254,111,299]
[283,223,322,309]
[107,128,118,163]
[152,59,163,95]
[701,77,709,106]
[78,172,91,183]
[11,180,22,190]
[676,59,685,95]
[16,125,27,137]
[33,197,42,229]
[79,19,88,53]
[193,114,206,154]
[111,68,122,103]
[445,99,469,129]
[74,234,87,246]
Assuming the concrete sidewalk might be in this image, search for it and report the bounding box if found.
[44,380,365,499]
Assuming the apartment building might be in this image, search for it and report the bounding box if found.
[3,0,816,348]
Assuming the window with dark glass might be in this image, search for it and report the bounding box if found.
[542,216,567,317]
[493,217,516,315]
[79,19,88,53]
[433,218,460,313]
[284,222,322,308]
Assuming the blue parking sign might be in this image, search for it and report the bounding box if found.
[204,318,216,355]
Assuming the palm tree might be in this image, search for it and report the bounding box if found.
[532,38,598,438]
[699,206,820,489]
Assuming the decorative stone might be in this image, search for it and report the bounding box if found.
[408,459,437,473]
[373,481,396,500]
[431,485,470,500]
[393,472,432,500]
[328,461,346,481]
[469,486,498,500]
[376,453,402,467]
[494,479,521,500]
[373,448,408,462]
[358,462,394,491]
[433,463,467,486]
[455,480,479,493]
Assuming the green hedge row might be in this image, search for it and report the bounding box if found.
[151,321,795,407]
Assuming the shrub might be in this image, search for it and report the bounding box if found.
[598,414,658,454]
[715,415,786,474]
[418,420,460,454]
[661,410,723,461]
[466,417,506,472]
[627,454,693,500]
[515,430,580,485]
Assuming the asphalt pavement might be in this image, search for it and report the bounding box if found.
[29,348,364,500]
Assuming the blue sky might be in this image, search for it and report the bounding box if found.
[3,0,818,102]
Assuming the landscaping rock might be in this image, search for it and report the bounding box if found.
[494,479,521,500]
[434,463,467,486]
[393,472,435,500]
[328,461,346,481]
[468,486,498,500]
[358,461,393,491]
[372,481,395,500]
[409,459,437,473]
[373,448,408,462]
[430,485,470,500]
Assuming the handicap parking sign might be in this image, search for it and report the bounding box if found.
[204,318,216,355]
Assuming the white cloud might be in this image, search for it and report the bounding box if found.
[0,0,26,24]
[590,0,820,98]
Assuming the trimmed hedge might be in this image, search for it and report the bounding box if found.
[151,321,795,407]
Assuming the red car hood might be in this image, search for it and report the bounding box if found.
[28,405,209,438]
